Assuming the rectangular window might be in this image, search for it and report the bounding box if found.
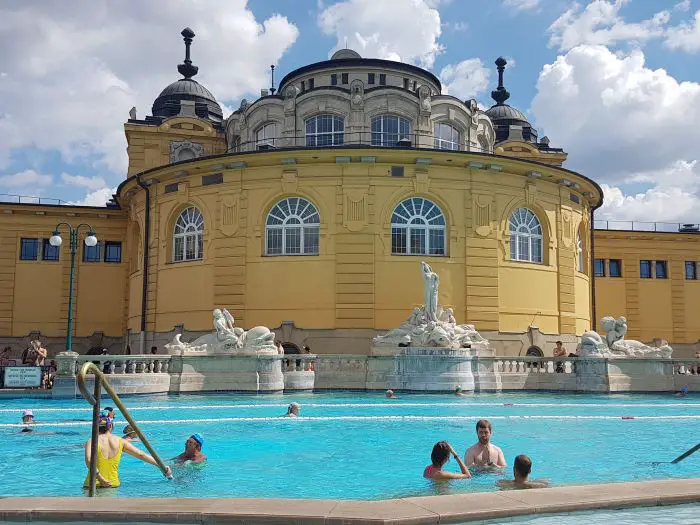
[686,261,697,280]
[83,242,101,263]
[655,260,667,279]
[202,173,223,186]
[42,239,59,261]
[428,230,445,255]
[303,227,320,255]
[391,227,407,254]
[20,238,39,261]
[391,166,404,177]
[379,74,386,85]
[594,259,605,277]
[341,73,348,84]
[368,73,375,85]
[608,259,622,278]
[308,78,315,89]
[331,74,337,86]
[640,260,652,278]
[266,229,282,255]
[104,241,122,263]
[164,183,179,194]
[403,78,409,89]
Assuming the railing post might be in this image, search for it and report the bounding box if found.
[88,378,101,497]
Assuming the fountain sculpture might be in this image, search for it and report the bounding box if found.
[579,316,673,358]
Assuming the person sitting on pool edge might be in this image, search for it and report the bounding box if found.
[83,414,171,489]
[171,433,207,465]
[285,402,301,417]
[496,454,548,490]
[424,441,471,481]
[464,419,507,469]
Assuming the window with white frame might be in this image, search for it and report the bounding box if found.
[173,207,204,262]
[265,197,320,256]
[371,115,411,146]
[305,115,344,146]
[509,207,543,263]
[391,197,446,255]
[577,233,584,272]
[255,122,277,146]
[433,123,461,150]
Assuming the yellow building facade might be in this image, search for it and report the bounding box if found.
[0,31,696,358]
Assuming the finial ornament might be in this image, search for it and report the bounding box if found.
[177,27,199,79]
[491,56,510,106]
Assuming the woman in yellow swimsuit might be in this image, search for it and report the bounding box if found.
[83,414,171,488]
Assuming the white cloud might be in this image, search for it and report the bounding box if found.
[0,169,53,188]
[503,0,540,12]
[531,44,700,222]
[674,0,691,12]
[665,9,700,52]
[318,0,443,68]
[439,59,491,100]
[548,0,670,51]
[68,186,117,207]
[0,1,299,175]
[61,173,107,191]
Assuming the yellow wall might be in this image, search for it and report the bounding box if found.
[593,230,700,344]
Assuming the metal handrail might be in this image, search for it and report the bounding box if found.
[77,362,170,496]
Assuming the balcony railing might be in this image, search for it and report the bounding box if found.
[0,193,68,205]
[594,220,700,233]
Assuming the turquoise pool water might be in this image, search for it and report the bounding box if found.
[0,392,697,500]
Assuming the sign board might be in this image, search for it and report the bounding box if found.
[3,367,42,388]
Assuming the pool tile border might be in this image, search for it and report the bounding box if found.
[0,478,698,524]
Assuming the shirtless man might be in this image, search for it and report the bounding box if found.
[171,433,207,465]
[464,419,507,469]
[496,454,548,490]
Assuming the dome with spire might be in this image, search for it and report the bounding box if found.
[151,28,223,123]
[485,57,537,143]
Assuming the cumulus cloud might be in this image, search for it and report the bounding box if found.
[531,44,700,222]
[439,59,491,100]
[548,0,670,51]
[318,0,443,68]
[0,1,299,176]
[61,173,108,191]
[68,186,117,207]
[665,9,700,52]
[503,0,540,12]
[0,169,53,188]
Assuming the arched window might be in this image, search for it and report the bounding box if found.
[391,197,446,255]
[306,115,344,146]
[509,208,543,263]
[433,123,461,150]
[265,197,320,256]
[255,122,277,147]
[173,207,204,262]
[577,233,584,272]
[371,115,411,146]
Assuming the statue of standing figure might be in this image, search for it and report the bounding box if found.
[421,262,440,322]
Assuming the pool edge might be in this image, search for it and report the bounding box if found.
[0,478,698,524]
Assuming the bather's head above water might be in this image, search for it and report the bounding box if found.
[287,402,301,417]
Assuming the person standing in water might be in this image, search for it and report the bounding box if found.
[423,441,471,480]
[464,419,507,469]
[496,454,548,489]
[83,415,171,489]
[171,434,207,465]
[285,402,301,417]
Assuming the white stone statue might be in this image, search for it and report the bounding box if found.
[579,316,672,358]
[165,307,277,355]
[372,262,490,350]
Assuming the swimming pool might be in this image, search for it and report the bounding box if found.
[0,392,697,500]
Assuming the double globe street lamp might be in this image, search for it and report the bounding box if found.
[49,223,98,353]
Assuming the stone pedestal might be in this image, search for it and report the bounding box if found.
[52,352,78,399]
[283,370,315,391]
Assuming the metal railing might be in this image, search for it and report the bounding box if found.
[77,362,170,497]
[0,193,68,205]
[594,220,700,233]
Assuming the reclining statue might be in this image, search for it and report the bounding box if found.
[579,316,672,358]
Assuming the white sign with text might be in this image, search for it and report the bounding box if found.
[3,367,41,388]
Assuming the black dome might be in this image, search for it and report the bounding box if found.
[485,103,529,124]
[151,28,223,123]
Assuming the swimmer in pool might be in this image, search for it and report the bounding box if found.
[423,441,471,481]
[454,386,467,397]
[464,419,507,469]
[122,424,138,441]
[385,389,397,399]
[285,402,301,417]
[496,454,548,490]
[83,415,171,488]
[171,433,207,465]
[103,406,115,420]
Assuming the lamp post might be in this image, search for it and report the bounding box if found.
[49,223,98,353]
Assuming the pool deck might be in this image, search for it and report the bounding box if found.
[0,478,698,524]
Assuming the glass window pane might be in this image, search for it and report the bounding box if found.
[104,242,122,263]
[686,261,697,280]
[303,227,319,254]
[640,260,651,278]
[20,238,39,261]
[409,228,426,255]
[594,259,605,277]
[285,227,301,254]
[83,242,101,263]
[42,239,59,261]
[267,229,282,255]
[174,237,184,261]
[609,259,622,277]
[429,229,445,255]
[392,227,407,254]
[655,260,667,279]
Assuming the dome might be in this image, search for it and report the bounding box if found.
[151,28,223,123]
[485,103,529,124]
[331,49,362,60]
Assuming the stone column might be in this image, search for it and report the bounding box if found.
[52,351,79,399]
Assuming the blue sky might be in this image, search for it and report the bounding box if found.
[1,0,700,222]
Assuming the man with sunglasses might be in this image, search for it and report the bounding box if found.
[171,433,207,465]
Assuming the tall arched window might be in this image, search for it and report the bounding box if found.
[433,123,461,150]
[173,207,204,262]
[509,208,543,263]
[255,122,277,146]
[306,115,344,146]
[266,197,320,255]
[391,197,446,255]
[577,233,584,272]
[371,115,411,146]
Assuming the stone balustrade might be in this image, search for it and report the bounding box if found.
[73,355,172,375]
[282,354,316,391]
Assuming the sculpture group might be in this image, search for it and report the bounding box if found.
[580,316,673,358]
[372,262,490,350]
[165,308,277,355]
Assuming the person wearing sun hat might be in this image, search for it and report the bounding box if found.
[171,433,207,465]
